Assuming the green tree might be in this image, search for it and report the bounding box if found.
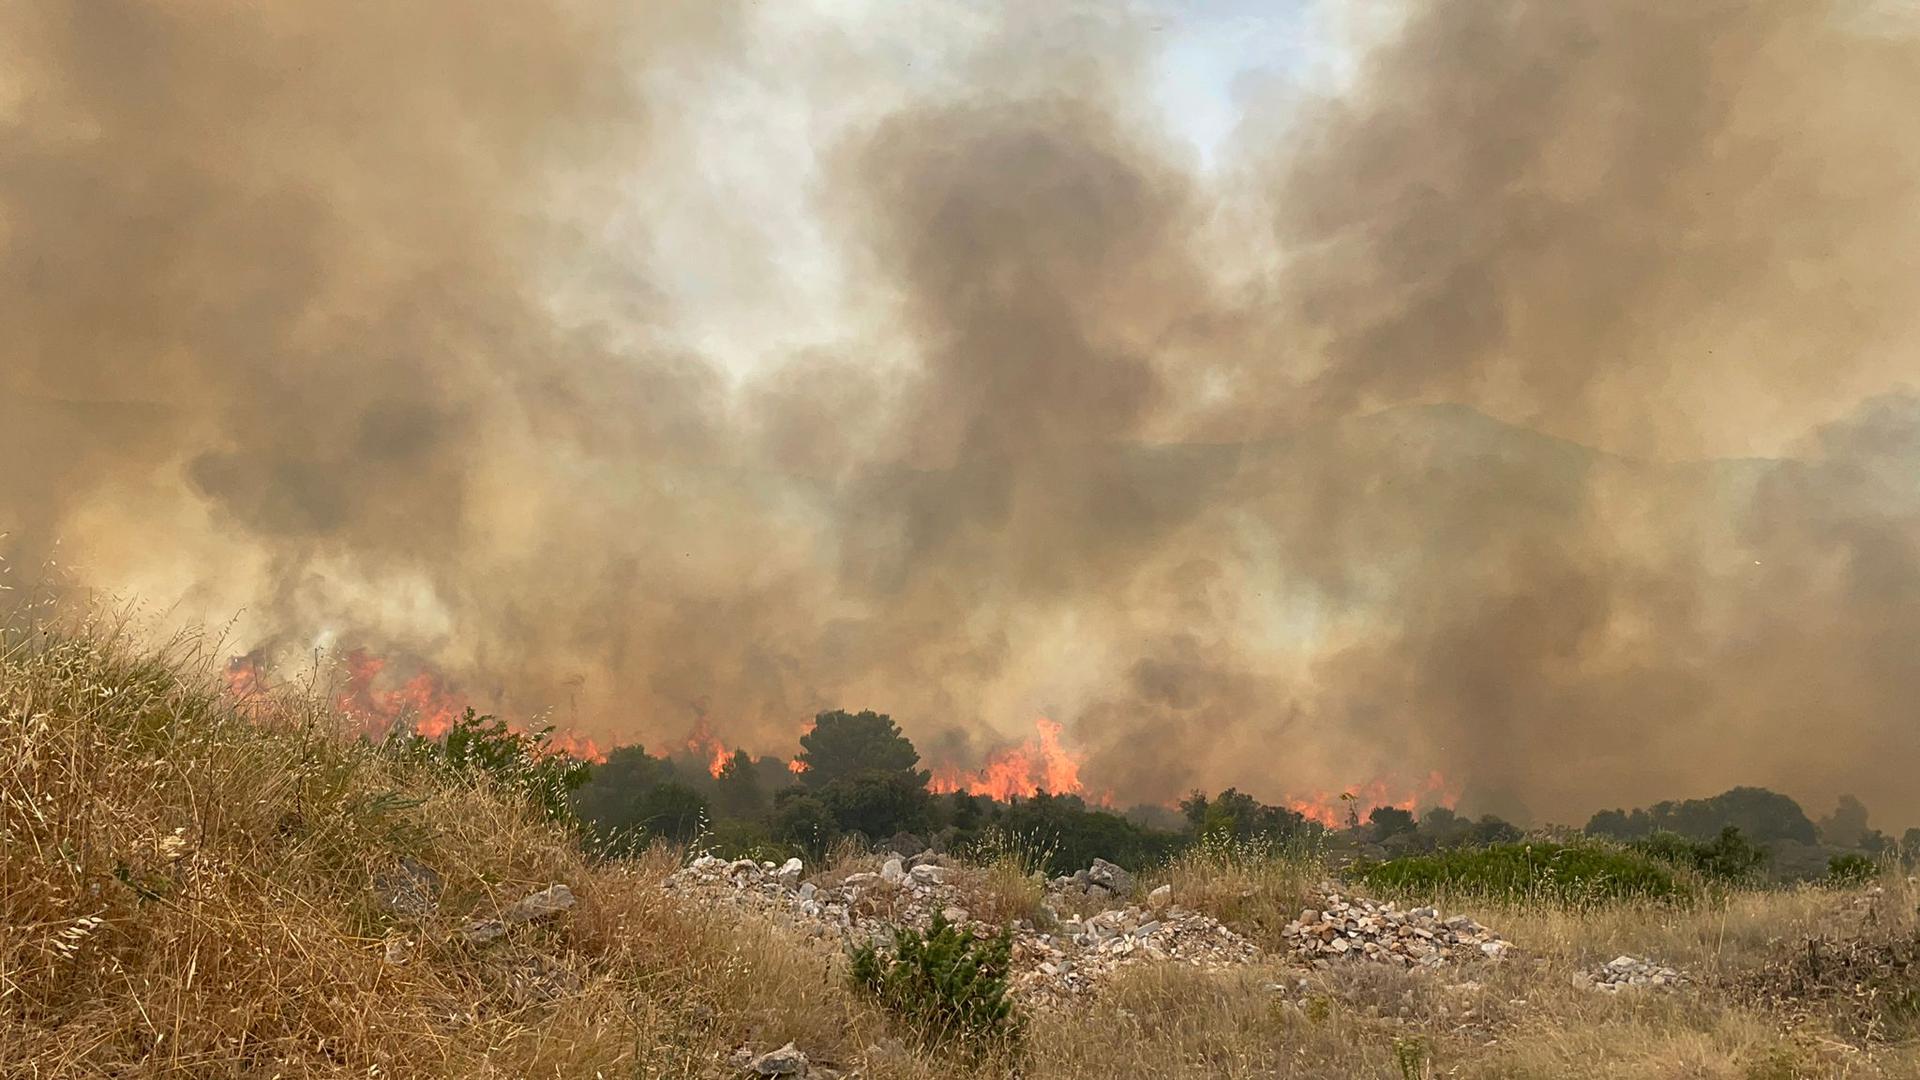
[994,792,1184,875]
[714,749,766,819]
[1645,787,1816,846]
[948,791,986,832]
[632,781,709,845]
[1818,794,1871,849]
[820,771,934,840]
[1183,788,1312,844]
[1470,815,1523,846]
[572,744,665,835]
[1369,806,1418,839]
[1419,806,1471,848]
[797,710,927,789]
[1632,826,1767,884]
[850,914,1021,1046]
[772,789,838,856]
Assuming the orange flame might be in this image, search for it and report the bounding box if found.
[787,757,809,775]
[542,729,610,764]
[683,718,731,779]
[336,648,465,740]
[220,648,605,763]
[223,653,271,712]
[929,717,1084,801]
[1282,771,1458,829]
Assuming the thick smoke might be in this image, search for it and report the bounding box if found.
[4,1,1918,824]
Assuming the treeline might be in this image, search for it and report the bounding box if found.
[455,704,1911,882]
[569,709,1192,874]
[1584,786,1916,881]
[563,708,1539,874]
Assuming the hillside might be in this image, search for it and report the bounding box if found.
[6,621,1920,1078]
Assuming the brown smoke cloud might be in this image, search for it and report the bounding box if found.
[4,0,1919,825]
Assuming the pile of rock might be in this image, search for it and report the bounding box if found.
[731,1041,813,1077]
[458,883,576,947]
[666,854,1260,1009]
[1048,857,1137,901]
[1011,894,1261,1007]
[1577,954,1688,991]
[1280,890,1511,968]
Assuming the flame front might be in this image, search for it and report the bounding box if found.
[930,717,1085,800]
[336,648,465,740]
[221,648,605,763]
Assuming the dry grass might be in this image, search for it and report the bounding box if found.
[950,828,1055,927]
[7,618,1920,1078]
[0,620,969,1078]
[1146,835,1327,948]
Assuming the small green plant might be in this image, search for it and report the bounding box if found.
[386,707,590,824]
[1394,1034,1431,1080]
[849,915,1021,1046]
[1825,852,1878,887]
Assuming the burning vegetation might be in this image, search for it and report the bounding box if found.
[224,649,606,763]
[219,656,1451,836]
[928,719,1088,803]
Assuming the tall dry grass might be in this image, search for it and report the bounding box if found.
[0,619,969,1078]
[1146,833,1327,948]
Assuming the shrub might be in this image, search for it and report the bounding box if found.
[849,914,1021,1046]
[1755,930,1920,1041]
[1350,839,1691,905]
[386,707,590,824]
[771,789,839,856]
[991,792,1184,876]
[1631,826,1767,885]
[1825,852,1879,887]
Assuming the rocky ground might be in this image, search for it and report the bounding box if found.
[1278,890,1512,968]
[1576,953,1689,991]
[669,852,1264,1009]
[664,852,1535,1013]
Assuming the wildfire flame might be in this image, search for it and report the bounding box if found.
[683,718,732,779]
[929,717,1084,801]
[336,648,465,740]
[220,648,605,763]
[1283,771,1458,829]
[787,757,808,774]
[542,729,610,763]
[223,653,272,711]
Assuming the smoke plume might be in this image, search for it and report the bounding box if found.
[4,0,1919,824]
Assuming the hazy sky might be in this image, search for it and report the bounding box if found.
[626,0,1354,380]
[10,0,1920,825]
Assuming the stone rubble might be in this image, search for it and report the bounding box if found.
[1279,889,1513,969]
[739,1041,810,1077]
[374,856,443,918]
[1577,954,1688,991]
[1049,856,1136,901]
[458,883,576,946]
[669,859,1517,1009]
[667,853,1259,1009]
